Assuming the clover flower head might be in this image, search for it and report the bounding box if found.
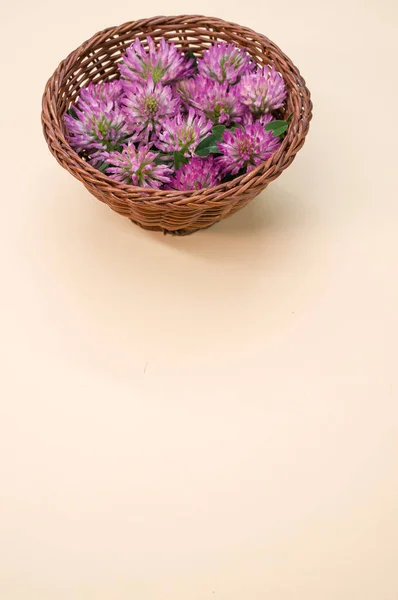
[217,121,281,175]
[104,141,172,188]
[198,42,254,84]
[122,78,180,138]
[78,80,124,110]
[239,65,287,115]
[64,101,129,164]
[155,108,213,156]
[176,75,245,125]
[169,156,221,190]
[119,37,195,85]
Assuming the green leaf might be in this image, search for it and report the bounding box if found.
[185,51,198,70]
[67,107,78,120]
[173,151,189,170]
[286,114,293,123]
[98,162,110,173]
[265,119,290,137]
[197,145,220,156]
[212,124,226,140]
[195,134,221,157]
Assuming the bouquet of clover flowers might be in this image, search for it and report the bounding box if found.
[64,37,290,191]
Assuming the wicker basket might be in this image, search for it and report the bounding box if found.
[42,15,312,235]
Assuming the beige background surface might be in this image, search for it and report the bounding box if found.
[1,0,398,598]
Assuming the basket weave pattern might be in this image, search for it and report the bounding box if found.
[42,15,312,235]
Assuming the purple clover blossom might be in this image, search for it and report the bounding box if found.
[177,76,245,125]
[119,37,195,85]
[105,141,172,188]
[217,121,281,175]
[169,156,221,190]
[239,66,287,116]
[64,101,130,164]
[122,78,180,139]
[78,80,124,109]
[155,108,213,156]
[197,42,254,84]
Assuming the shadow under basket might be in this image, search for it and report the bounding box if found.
[41,15,312,235]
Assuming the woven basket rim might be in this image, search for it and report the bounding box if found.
[42,14,312,204]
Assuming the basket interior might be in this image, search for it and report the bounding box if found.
[57,19,298,131]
